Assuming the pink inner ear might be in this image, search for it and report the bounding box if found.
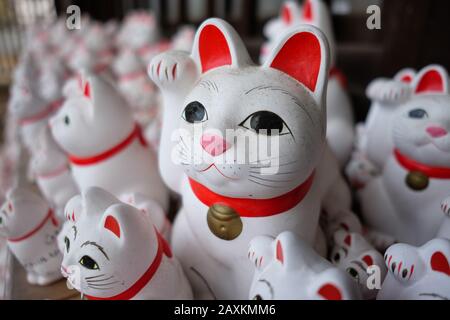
[104,215,121,238]
[344,235,352,246]
[270,32,321,92]
[318,283,342,300]
[303,0,313,21]
[362,255,374,266]
[415,70,445,94]
[199,25,232,73]
[430,251,450,276]
[282,5,292,24]
[276,240,284,264]
[84,82,91,98]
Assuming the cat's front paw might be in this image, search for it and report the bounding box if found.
[345,152,379,189]
[148,51,198,92]
[366,78,412,105]
[248,235,274,271]
[441,196,450,217]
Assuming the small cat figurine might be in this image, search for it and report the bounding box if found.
[31,127,79,220]
[359,65,450,245]
[248,232,361,300]
[49,73,169,212]
[61,187,192,300]
[347,69,415,188]
[260,0,354,167]
[150,18,357,299]
[330,230,387,299]
[378,238,450,300]
[0,187,62,285]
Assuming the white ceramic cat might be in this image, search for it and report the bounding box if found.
[31,127,79,219]
[248,231,360,300]
[150,18,357,299]
[171,26,196,52]
[359,65,450,245]
[61,187,192,300]
[346,69,415,188]
[330,230,386,299]
[260,0,354,167]
[50,73,169,212]
[378,238,450,300]
[0,187,62,285]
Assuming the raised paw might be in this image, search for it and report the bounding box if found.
[148,51,198,92]
[366,78,412,105]
[345,152,379,189]
[441,196,450,217]
[248,235,274,271]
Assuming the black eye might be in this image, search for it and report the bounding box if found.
[182,101,208,123]
[79,255,99,270]
[64,236,70,253]
[253,294,263,300]
[346,267,360,282]
[408,108,428,119]
[240,111,290,136]
[64,115,70,125]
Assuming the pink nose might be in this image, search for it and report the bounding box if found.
[201,134,231,156]
[426,126,448,138]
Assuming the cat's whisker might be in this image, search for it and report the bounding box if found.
[249,175,294,183]
[248,178,285,189]
[85,274,107,280]
[86,275,114,283]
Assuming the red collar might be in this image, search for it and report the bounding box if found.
[19,99,63,126]
[189,171,315,217]
[8,209,58,243]
[37,165,69,179]
[394,149,450,179]
[85,230,172,300]
[69,124,148,166]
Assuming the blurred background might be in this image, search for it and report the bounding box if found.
[0,0,449,122]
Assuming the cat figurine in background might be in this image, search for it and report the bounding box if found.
[248,232,361,300]
[50,73,169,212]
[31,127,79,219]
[347,69,415,188]
[0,187,62,285]
[330,230,387,299]
[358,65,450,245]
[378,238,450,300]
[61,187,192,300]
[260,0,354,167]
[150,18,358,299]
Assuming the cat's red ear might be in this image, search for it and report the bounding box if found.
[104,215,121,238]
[276,240,284,264]
[317,283,342,300]
[192,18,251,74]
[413,65,448,94]
[430,251,450,276]
[264,25,329,99]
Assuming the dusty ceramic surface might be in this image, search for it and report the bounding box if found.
[0,187,62,286]
[60,187,192,300]
[330,230,386,299]
[150,18,357,299]
[378,238,450,300]
[49,73,169,212]
[357,65,450,245]
[260,0,354,167]
[248,231,361,300]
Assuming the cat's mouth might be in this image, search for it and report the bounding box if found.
[195,163,239,180]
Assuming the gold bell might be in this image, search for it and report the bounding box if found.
[405,171,429,191]
[207,204,243,241]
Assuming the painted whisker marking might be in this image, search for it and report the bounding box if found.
[248,178,285,189]
[249,175,294,183]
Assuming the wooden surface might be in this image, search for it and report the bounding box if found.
[11,258,80,300]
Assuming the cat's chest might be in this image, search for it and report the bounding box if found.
[383,156,450,211]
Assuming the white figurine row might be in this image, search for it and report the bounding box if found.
[0,1,449,300]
